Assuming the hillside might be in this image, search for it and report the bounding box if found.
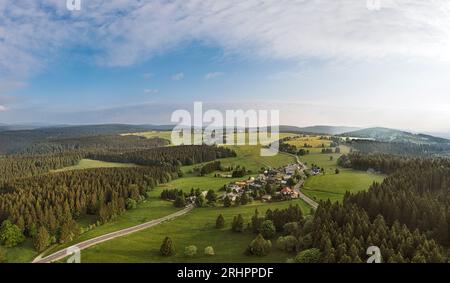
[341,127,450,144]
[280,125,361,135]
[0,124,173,154]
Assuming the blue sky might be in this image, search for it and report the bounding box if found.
[1,1,450,131]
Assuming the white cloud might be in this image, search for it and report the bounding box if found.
[2,0,450,78]
[144,88,159,94]
[0,105,7,112]
[204,72,224,80]
[171,72,184,81]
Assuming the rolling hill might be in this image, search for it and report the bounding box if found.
[341,127,450,144]
[279,125,361,135]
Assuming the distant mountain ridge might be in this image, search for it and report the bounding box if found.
[279,125,361,135]
[341,127,450,144]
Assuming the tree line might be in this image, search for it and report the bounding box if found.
[88,145,236,167]
[0,152,84,183]
[347,140,450,156]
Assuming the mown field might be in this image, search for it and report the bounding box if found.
[302,169,385,203]
[52,159,137,172]
[299,149,384,203]
[73,198,310,263]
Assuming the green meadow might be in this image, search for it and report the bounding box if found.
[74,199,311,263]
[299,150,384,203]
[52,159,137,172]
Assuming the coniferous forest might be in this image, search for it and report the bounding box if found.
[0,136,235,250]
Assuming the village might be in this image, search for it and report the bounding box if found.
[219,162,308,204]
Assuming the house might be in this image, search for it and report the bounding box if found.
[261,194,272,202]
[222,192,238,202]
[281,187,293,196]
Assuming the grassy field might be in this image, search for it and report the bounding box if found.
[299,148,384,203]
[52,159,137,172]
[302,169,385,203]
[286,135,332,148]
[73,199,311,263]
[43,199,181,257]
[5,240,38,263]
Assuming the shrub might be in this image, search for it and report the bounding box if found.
[204,246,215,256]
[184,245,197,257]
[293,248,321,263]
[216,214,225,229]
[283,222,299,236]
[246,234,272,256]
[160,237,175,256]
[126,198,137,209]
[260,220,276,239]
[0,220,25,248]
[195,194,206,207]
[174,195,186,208]
[206,190,217,203]
[276,235,298,252]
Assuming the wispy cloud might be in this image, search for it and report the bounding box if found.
[204,72,224,80]
[142,73,153,80]
[171,72,184,81]
[2,0,450,79]
[144,88,159,94]
[0,105,8,112]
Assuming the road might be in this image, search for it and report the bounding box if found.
[288,153,319,210]
[33,205,194,263]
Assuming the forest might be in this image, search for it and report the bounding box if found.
[88,145,236,166]
[348,140,450,156]
[0,142,235,253]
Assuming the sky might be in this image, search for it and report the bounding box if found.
[1,0,450,132]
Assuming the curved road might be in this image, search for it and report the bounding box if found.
[33,205,194,263]
[288,153,319,210]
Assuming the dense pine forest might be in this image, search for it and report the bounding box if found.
[21,135,169,154]
[88,145,236,166]
[0,132,235,253]
[0,166,179,248]
[314,153,450,262]
[348,140,450,156]
[0,153,85,183]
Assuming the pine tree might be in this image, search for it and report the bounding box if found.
[216,214,225,229]
[34,226,50,252]
[232,214,244,233]
[160,237,175,256]
[223,195,232,207]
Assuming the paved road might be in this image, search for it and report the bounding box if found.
[33,205,194,263]
[288,153,319,210]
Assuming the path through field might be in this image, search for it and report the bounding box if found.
[32,205,194,263]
